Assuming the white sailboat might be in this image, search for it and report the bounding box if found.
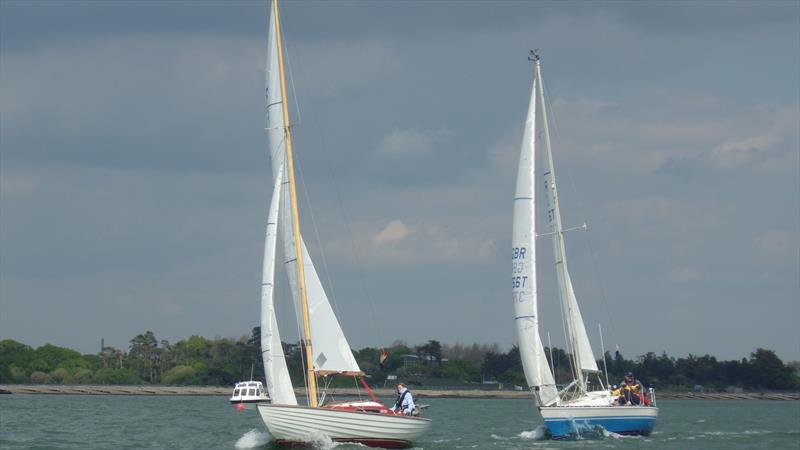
[511,51,658,438]
[256,1,431,448]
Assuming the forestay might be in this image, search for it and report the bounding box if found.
[260,164,298,405]
[512,70,559,407]
[265,5,361,376]
[535,59,599,377]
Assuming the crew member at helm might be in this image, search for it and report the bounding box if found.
[391,383,417,415]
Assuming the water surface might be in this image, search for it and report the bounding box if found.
[1,395,798,449]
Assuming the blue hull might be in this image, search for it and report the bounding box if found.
[544,415,656,439]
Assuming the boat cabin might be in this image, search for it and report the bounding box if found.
[230,381,269,405]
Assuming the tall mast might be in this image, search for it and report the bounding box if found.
[272,0,318,407]
[535,55,584,387]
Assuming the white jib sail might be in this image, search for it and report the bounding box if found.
[265,2,361,376]
[261,164,298,405]
[512,70,559,407]
[535,59,599,376]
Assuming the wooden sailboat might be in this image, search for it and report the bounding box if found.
[511,51,658,439]
[256,1,431,448]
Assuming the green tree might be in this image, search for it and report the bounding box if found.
[31,344,83,373]
[50,368,69,384]
[129,331,159,383]
[92,368,143,385]
[749,348,797,389]
[441,359,481,383]
[482,346,524,384]
[71,368,93,384]
[30,371,49,384]
[161,365,198,385]
[0,340,34,382]
[417,340,443,366]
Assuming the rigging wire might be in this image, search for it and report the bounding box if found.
[278,12,327,406]
[279,11,346,329]
[281,11,383,346]
[537,63,579,382]
[541,71,618,346]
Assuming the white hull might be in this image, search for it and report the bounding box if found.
[257,404,431,448]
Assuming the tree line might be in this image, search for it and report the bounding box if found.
[0,329,797,391]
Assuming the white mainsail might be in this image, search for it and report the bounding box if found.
[512,68,559,407]
[260,164,298,405]
[265,3,361,376]
[535,59,599,378]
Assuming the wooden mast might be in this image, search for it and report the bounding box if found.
[272,0,318,407]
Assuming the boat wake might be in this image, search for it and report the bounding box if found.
[518,425,548,440]
[235,429,271,449]
[306,431,371,450]
[600,428,642,440]
[490,425,548,442]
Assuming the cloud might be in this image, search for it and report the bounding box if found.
[669,267,703,283]
[605,197,678,223]
[1,0,797,360]
[376,128,454,158]
[551,97,619,115]
[537,94,799,178]
[708,106,799,171]
[329,218,497,267]
[710,133,782,169]
[372,220,409,245]
[0,33,266,172]
[0,173,39,196]
[488,125,523,175]
[286,38,400,101]
[755,230,799,262]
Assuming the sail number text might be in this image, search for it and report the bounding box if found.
[511,247,529,296]
[512,276,528,288]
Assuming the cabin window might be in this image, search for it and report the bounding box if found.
[233,389,240,397]
[248,388,255,396]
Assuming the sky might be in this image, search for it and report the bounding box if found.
[1,0,798,362]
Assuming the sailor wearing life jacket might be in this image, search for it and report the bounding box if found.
[613,371,648,406]
[392,383,416,415]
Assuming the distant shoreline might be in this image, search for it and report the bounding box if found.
[1,385,797,400]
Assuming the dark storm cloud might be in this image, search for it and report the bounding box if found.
[4,1,797,50]
[1,0,797,360]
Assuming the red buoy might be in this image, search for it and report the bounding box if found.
[236,403,245,411]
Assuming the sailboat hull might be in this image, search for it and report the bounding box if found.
[257,404,431,449]
[540,405,658,438]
